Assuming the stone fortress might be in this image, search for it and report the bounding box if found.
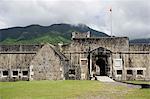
[0,32,150,81]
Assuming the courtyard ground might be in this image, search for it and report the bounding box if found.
[0,80,149,99]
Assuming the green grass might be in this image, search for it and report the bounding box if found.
[0,80,150,99]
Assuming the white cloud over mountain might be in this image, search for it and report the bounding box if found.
[0,0,149,39]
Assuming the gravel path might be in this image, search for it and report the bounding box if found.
[105,81,141,89]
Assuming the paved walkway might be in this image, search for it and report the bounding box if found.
[96,76,115,82]
[95,76,141,88]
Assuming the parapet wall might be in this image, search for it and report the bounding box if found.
[70,37,129,52]
[129,44,150,51]
[0,44,43,52]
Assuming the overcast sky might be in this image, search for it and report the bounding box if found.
[0,0,150,39]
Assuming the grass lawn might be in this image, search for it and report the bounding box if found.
[0,80,150,99]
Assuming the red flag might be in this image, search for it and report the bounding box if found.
[110,8,112,12]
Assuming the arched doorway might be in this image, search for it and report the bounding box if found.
[96,58,106,76]
[90,47,112,77]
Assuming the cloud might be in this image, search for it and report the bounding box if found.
[0,0,149,39]
[111,0,150,39]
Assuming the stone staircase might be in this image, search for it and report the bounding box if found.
[96,76,115,82]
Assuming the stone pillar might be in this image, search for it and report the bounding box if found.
[87,31,91,38]
[108,56,112,77]
[90,53,92,77]
[72,32,76,39]
[29,65,34,80]
[58,43,63,52]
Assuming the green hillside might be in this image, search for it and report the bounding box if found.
[1,34,70,45]
[0,23,109,45]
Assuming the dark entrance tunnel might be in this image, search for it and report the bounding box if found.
[96,58,106,76]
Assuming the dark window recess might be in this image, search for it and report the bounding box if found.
[127,70,133,75]
[13,71,18,76]
[137,70,143,75]
[23,71,28,76]
[3,71,8,76]
[69,69,75,75]
[81,60,87,65]
[117,70,122,75]
[39,71,42,73]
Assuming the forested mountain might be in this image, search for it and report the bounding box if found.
[0,23,108,44]
[0,23,149,45]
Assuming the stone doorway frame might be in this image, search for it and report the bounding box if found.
[89,47,112,78]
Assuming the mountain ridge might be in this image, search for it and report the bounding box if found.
[0,23,109,44]
[130,38,150,44]
[0,23,149,44]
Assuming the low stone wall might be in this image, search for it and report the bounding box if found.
[129,44,150,80]
[0,44,43,52]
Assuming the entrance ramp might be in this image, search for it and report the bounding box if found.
[96,76,115,82]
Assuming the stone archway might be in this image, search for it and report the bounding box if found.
[90,47,112,77]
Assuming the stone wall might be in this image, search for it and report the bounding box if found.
[0,53,35,81]
[129,44,150,51]
[0,44,40,81]
[112,53,129,80]
[127,44,150,80]
[71,37,129,52]
[30,44,69,80]
[0,44,69,81]
[0,44,43,51]
[62,37,129,80]
[0,37,149,81]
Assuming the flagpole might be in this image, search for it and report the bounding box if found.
[110,7,112,37]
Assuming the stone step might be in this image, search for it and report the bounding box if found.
[96,76,115,82]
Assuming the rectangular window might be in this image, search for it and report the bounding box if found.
[137,70,143,75]
[69,69,75,75]
[114,59,122,68]
[13,71,18,76]
[127,70,133,75]
[81,60,87,65]
[117,70,122,75]
[22,71,28,76]
[3,71,8,76]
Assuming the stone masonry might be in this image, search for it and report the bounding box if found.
[0,32,149,81]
